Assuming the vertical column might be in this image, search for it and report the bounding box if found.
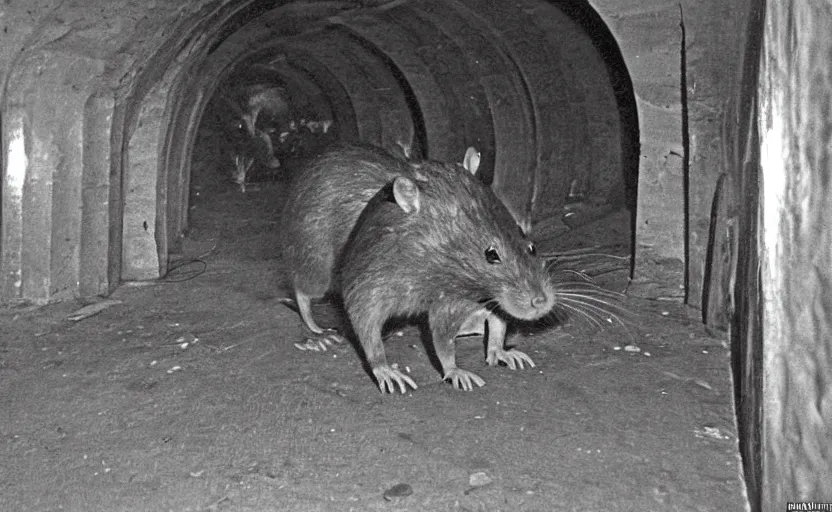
[80,93,116,296]
[600,5,687,297]
[122,86,165,281]
[1,109,29,301]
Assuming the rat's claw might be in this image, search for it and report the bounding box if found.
[373,365,418,394]
[294,339,325,352]
[486,348,536,370]
[293,329,347,353]
[444,368,486,391]
[319,329,347,347]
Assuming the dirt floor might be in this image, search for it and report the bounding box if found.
[0,131,748,511]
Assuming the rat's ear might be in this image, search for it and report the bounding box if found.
[462,147,481,176]
[392,176,421,213]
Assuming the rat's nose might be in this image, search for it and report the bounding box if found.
[531,293,549,310]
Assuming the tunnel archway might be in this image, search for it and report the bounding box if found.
[155,0,637,273]
[0,1,775,505]
[0,0,652,303]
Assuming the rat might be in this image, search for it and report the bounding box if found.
[338,159,556,393]
[279,143,419,347]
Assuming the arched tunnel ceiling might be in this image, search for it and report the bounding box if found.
[175,0,630,236]
[13,0,754,306]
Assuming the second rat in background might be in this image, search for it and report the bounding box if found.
[339,159,556,393]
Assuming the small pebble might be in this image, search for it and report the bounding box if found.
[383,483,413,501]
[469,472,492,487]
[175,333,198,345]
[623,344,641,353]
[695,426,729,440]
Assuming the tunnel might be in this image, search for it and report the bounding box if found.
[166,0,638,275]
[11,0,830,509]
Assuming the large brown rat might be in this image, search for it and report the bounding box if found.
[279,142,479,349]
[339,160,556,393]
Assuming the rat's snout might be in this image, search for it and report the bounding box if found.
[497,278,555,321]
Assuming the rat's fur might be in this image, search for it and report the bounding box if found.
[339,161,555,393]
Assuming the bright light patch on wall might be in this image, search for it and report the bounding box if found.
[4,117,28,291]
[6,121,28,198]
[760,93,785,280]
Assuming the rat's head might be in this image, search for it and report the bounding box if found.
[390,160,556,322]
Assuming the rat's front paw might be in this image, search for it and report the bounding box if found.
[373,365,418,394]
[486,347,535,370]
[443,368,486,391]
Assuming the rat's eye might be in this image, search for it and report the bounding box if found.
[485,246,502,264]
[527,242,536,256]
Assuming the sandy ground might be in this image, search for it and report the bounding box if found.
[0,131,747,511]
